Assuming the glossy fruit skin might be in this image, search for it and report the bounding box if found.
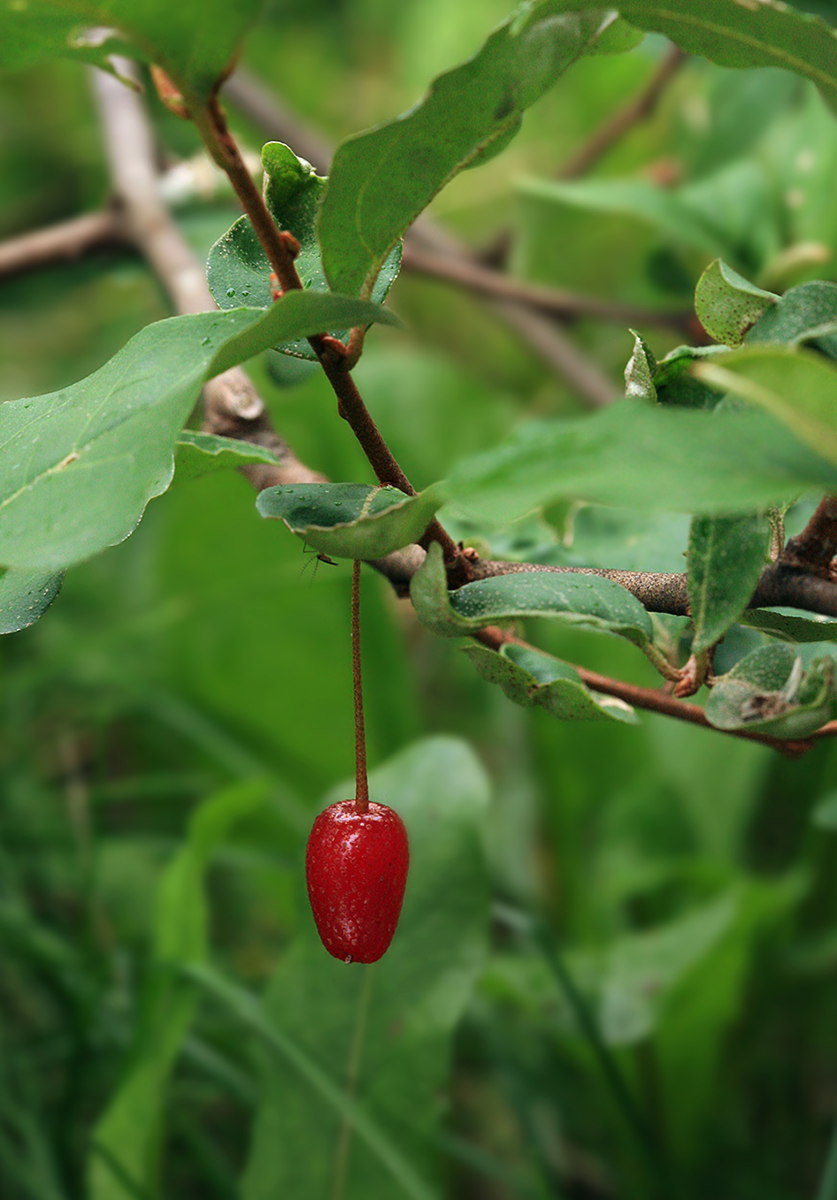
[305,799,409,964]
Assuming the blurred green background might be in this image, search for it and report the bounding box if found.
[2,2,837,1198]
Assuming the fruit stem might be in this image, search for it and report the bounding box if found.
[352,559,369,813]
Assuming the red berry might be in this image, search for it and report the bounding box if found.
[305,799,409,964]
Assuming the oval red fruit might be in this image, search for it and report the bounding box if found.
[305,799,409,963]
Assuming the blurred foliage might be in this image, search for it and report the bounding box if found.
[2,2,837,1200]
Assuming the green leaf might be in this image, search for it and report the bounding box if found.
[256,482,445,559]
[207,143,402,360]
[517,175,723,256]
[318,5,615,299]
[614,1,837,110]
[694,260,779,348]
[687,514,770,652]
[745,280,837,359]
[0,568,64,635]
[174,431,279,482]
[411,542,653,648]
[705,643,837,736]
[652,344,730,410]
[0,0,263,104]
[693,345,837,468]
[444,399,837,525]
[186,964,436,1200]
[463,643,639,724]
[89,779,269,1200]
[238,736,490,1200]
[741,608,837,644]
[0,295,398,572]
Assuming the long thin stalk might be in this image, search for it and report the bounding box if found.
[352,560,369,812]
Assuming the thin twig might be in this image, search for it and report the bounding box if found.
[557,46,686,181]
[474,626,821,758]
[351,559,369,812]
[186,81,461,563]
[0,209,126,280]
[401,243,693,331]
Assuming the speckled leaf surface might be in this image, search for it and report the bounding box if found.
[705,643,837,737]
[463,643,638,724]
[688,514,770,652]
[411,543,653,648]
[256,482,444,559]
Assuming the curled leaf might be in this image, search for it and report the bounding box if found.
[256,483,445,559]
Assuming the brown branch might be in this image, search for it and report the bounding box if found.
[184,82,461,564]
[474,626,820,759]
[463,555,837,621]
[401,243,692,332]
[780,496,837,577]
[557,46,686,181]
[0,209,126,280]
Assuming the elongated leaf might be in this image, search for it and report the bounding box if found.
[688,514,770,652]
[0,293,398,572]
[615,1,837,110]
[444,399,837,525]
[208,143,402,359]
[256,482,444,559]
[411,542,653,648]
[695,260,778,348]
[318,5,615,298]
[89,780,269,1200]
[463,643,639,724]
[0,568,64,634]
[705,643,837,736]
[741,608,837,643]
[694,346,837,468]
[240,736,490,1200]
[174,431,279,482]
[1,0,263,103]
[186,965,436,1200]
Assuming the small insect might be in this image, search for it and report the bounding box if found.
[301,543,338,579]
